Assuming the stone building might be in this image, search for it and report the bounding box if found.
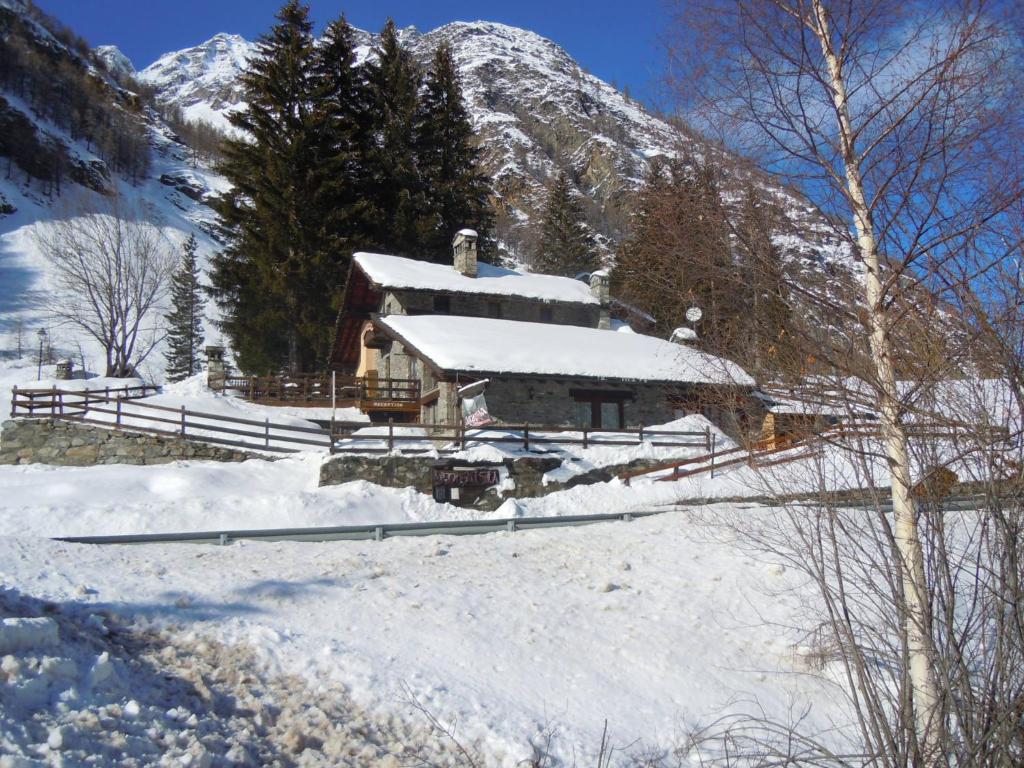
[329,230,754,431]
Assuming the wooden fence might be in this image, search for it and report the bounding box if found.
[10,387,713,457]
[10,384,159,416]
[331,418,713,454]
[619,418,1016,486]
[10,387,331,453]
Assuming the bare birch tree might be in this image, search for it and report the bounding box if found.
[666,0,1023,763]
[33,194,177,377]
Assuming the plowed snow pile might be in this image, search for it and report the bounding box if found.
[0,590,472,767]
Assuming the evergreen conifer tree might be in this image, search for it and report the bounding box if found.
[309,14,375,257]
[364,19,424,258]
[164,233,205,382]
[732,187,793,376]
[415,43,494,262]
[532,172,598,277]
[612,155,769,364]
[209,1,328,373]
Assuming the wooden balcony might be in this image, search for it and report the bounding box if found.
[221,373,421,416]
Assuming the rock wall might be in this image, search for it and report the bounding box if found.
[481,378,679,429]
[0,419,257,466]
[319,453,668,510]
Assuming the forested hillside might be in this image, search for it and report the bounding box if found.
[0,0,150,197]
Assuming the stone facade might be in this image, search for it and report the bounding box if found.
[319,453,671,510]
[320,454,558,501]
[479,378,680,428]
[0,419,257,467]
[386,289,600,329]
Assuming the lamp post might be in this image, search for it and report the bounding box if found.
[36,328,47,381]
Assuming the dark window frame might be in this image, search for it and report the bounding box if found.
[570,389,633,429]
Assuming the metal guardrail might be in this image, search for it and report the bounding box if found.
[55,510,666,546]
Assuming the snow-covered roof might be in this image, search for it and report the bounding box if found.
[377,315,754,386]
[353,252,599,305]
[753,390,870,418]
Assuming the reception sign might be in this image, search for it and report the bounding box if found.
[432,467,501,488]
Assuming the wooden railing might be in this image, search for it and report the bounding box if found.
[618,418,1017,486]
[331,419,713,454]
[10,388,711,457]
[10,384,160,417]
[220,374,420,406]
[10,387,332,453]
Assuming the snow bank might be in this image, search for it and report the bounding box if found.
[0,616,59,654]
[0,590,470,766]
[0,453,489,537]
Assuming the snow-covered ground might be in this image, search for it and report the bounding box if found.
[0,507,849,765]
[0,456,481,538]
[3,366,1014,765]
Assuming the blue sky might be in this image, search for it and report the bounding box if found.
[36,0,670,108]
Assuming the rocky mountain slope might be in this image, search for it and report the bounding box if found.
[0,0,228,377]
[137,22,850,267]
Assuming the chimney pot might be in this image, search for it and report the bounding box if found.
[452,229,479,277]
[205,345,227,389]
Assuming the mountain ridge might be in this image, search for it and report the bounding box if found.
[138,21,850,268]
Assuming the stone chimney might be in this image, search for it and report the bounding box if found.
[452,229,479,277]
[590,270,611,330]
[670,326,699,344]
[205,345,226,390]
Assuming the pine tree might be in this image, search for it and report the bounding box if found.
[164,234,205,382]
[732,186,793,377]
[532,172,598,276]
[415,43,494,262]
[309,14,375,260]
[612,156,736,348]
[364,19,424,258]
[209,1,325,374]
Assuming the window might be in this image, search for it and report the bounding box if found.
[570,389,632,429]
[574,400,591,428]
[600,401,622,430]
[540,306,553,323]
[434,296,451,314]
[409,357,418,381]
[488,301,502,319]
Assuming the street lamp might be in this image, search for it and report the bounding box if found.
[36,328,47,380]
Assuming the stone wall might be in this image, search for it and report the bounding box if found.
[319,453,668,510]
[389,289,599,328]
[481,378,679,428]
[320,454,559,504]
[0,419,257,467]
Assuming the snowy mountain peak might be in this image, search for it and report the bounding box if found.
[94,45,135,78]
[138,33,258,131]
[137,20,847,266]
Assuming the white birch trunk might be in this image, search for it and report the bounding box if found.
[809,1,941,759]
